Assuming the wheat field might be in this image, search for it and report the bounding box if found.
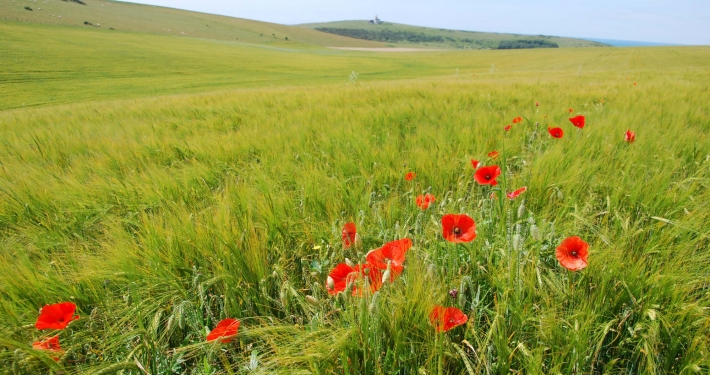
[1,20,710,374]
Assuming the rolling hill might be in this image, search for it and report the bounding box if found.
[0,0,386,47]
[300,20,607,49]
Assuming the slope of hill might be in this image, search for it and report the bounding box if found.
[4,20,708,111]
[300,20,607,49]
[0,0,386,47]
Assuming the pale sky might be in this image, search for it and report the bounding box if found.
[118,0,709,45]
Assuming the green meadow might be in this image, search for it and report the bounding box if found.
[1,17,710,375]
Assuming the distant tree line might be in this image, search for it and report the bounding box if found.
[315,28,446,43]
[497,39,558,49]
[314,28,560,49]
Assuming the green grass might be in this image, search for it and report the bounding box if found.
[300,20,606,49]
[0,0,385,47]
[2,21,706,112]
[1,17,710,374]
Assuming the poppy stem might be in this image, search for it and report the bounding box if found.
[436,332,444,375]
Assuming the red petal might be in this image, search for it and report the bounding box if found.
[556,236,589,271]
[474,166,501,185]
[207,318,240,343]
[507,187,527,200]
[35,302,78,330]
[430,305,468,332]
[341,222,357,248]
[442,214,476,243]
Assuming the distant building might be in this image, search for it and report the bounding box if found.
[368,15,382,24]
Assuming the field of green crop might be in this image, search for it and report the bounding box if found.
[1,17,710,375]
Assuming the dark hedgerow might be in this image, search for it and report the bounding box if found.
[498,39,559,49]
[315,27,446,43]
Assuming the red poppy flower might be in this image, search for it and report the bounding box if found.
[568,108,574,113]
[504,125,512,132]
[326,263,382,295]
[507,187,527,200]
[207,318,240,343]
[470,159,480,169]
[535,102,539,107]
[416,193,436,210]
[35,302,80,330]
[32,335,61,361]
[341,222,357,248]
[429,305,468,332]
[442,214,476,243]
[625,130,635,143]
[366,238,412,280]
[405,172,416,181]
[556,236,589,271]
[487,150,499,159]
[569,115,585,129]
[474,165,501,186]
[512,116,522,124]
[548,127,564,138]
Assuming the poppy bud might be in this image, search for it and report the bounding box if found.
[513,234,522,251]
[345,258,354,267]
[530,225,540,240]
[381,269,391,285]
[305,295,319,306]
[449,288,459,299]
[344,280,355,295]
[279,289,289,309]
[369,292,379,313]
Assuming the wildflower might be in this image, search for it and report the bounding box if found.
[512,116,522,124]
[405,172,416,181]
[568,108,574,113]
[206,318,240,343]
[429,305,468,332]
[625,130,635,143]
[474,165,501,186]
[504,124,511,132]
[35,302,80,330]
[326,263,382,295]
[569,115,585,129]
[341,222,357,249]
[556,236,589,271]
[507,187,527,200]
[32,336,61,361]
[366,238,412,280]
[416,193,436,210]
[548,127,564,138]
[487,150,499,159]
[470,159,480,169]
[442,214,476,243]
[535,102,539,107]
[633,82,637,86]
[448,288,459,299]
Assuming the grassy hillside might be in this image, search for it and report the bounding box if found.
[0,0,386,47]
[301,20,607,49]
[2,21,703,111]
[1,16,710,374]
